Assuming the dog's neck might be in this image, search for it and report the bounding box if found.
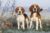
[18,12,23,15]
[30,11,41,18]
[31,11,40,14]
[17,13,24,16]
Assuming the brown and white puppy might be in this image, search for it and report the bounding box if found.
[15,7,29,30]
[29,4,43,30]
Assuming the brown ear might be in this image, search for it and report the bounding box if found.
[15,7,19,13]
[21,7,25,13]
[29,5,34,12]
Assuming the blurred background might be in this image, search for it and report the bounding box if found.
[0,0,50,19]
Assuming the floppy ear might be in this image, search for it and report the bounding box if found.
[15,7,19,13]
[21,7,25,13]
[29,5,34,13]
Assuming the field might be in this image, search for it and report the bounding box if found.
[0,17,50,33]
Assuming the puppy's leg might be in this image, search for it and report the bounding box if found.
[39,19,42,29]
[30,20,32,28]
[26,19,29,29]
[22,21,25,30]
[18,21,20,29]
[36,18,38,30]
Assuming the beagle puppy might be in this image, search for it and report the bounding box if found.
[29,4,43,30]
[15,7,29,30]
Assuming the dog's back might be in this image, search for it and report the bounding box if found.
[23,14,28,19]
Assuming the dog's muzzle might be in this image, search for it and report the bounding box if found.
[18,11,22,15]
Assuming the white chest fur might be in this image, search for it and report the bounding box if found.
[31,13,38,21]
[33,13,37,17]
[17,15,25,22]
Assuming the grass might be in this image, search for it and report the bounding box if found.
[0,17,50,33]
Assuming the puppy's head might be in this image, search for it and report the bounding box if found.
[29,4,43,13]
[15,7,25,15]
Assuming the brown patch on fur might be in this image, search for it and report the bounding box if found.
[23,14,29,28]
[23,14,28,19]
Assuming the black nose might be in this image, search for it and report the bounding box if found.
[19,11,21,13]
[34,8,36,10]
